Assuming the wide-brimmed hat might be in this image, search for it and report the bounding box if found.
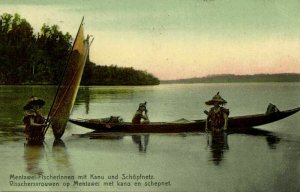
[23,96,45,110]
[205,92,227,105]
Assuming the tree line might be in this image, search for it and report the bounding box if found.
[0,13,160,85]
[82,62,159,85]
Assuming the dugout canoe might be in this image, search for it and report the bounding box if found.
[69,106,300,133]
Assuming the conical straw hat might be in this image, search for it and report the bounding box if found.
[205,92,227,105]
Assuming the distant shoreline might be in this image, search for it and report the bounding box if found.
[1,73,299,86]
[161,73,300,84]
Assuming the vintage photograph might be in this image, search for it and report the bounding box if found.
[0,0,299,191]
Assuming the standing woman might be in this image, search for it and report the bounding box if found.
[23,96,47,145]
[205,92,229,132]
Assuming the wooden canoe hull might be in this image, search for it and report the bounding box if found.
[69,107,300,133]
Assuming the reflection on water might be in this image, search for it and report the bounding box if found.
[52,139,71,173]
[23,139,73,176]
[88,131,124,140]
[231,128,281,150]
[23,144,45,175]
[266,135,281,149]
[208,132,229,165]
[82,87,90,114]
[75,86,137,116]
[22,128,282,174]
[132,135,150,152]
[79,127,281,165]
[207,128,281,165]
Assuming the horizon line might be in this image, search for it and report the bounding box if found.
[161,72,300,81]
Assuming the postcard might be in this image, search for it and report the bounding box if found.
[0,1,299,192]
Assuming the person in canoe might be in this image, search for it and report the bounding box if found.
[132,102,149,124]
[132,102,150,152]
[23,96,47,144]
[205,92,229,132]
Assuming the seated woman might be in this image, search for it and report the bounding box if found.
[132,102,150,152]
[23,96,47,145]
[132,102,149,124]
[205,92,229,132]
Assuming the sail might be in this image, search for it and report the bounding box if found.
[48,19,89,139]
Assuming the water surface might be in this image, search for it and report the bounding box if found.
[0,83,299,192]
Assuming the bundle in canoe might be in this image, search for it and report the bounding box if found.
[69,105,300,133]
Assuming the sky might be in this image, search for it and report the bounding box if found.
[1,0,300,80]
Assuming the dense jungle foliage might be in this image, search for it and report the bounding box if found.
[82,62,160,85]
[0,13,159,85]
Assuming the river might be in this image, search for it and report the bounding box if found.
[0,83,299,192]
